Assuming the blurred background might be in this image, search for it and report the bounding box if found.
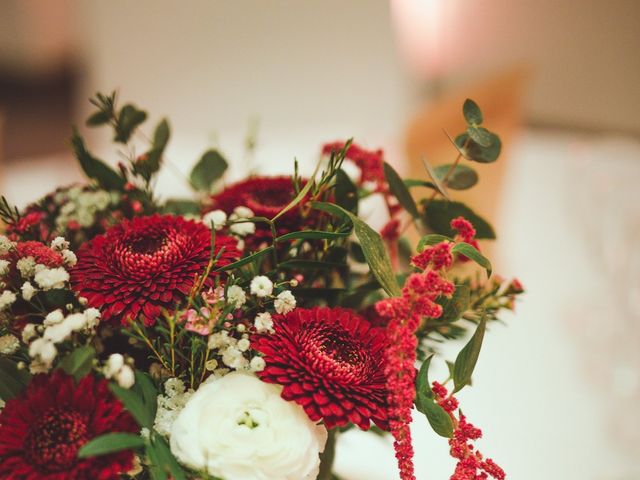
[1,1,639,478]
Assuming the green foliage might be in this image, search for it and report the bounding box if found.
[422,156,449,199]
[275,230,350,243]
[109,382,155,428]
[78,432,145,458]
[133,371,158,422]
[432,164,478,190]
[455,132,501,164]
[463,99,483,125]
[146,432,187,480]
[452,242,492,277]
[71,130,126,190]
[415,355,454,438]
[416,234,452,252]
[162,199,201,216]
[0,358,30,401]
[452,316,487,393]
[59,346,95,382]
[312,201,401,297]
[115,104,148,143]
[0,196,20,226]
[136,119,171,180]
[87,91,117,127]
[423,200,496,239]
[438,285,471,323]
[214,246,274,272]
[334,169,358,214]
[189,149,229,192]
[383,161,419,218]
[272,177,313,222]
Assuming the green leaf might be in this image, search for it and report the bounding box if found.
[463,98,483,125]
[453,315,487,393]
[162,199,200,216]
[383,162,419,218]
[71,130,126,190]
[189,149,228,192]
[438,285,471,323]
[149,433,187,480]
[334,169,358,214]
[146,443,168,480]
[452,242,492,277]
[417,234,452,252]
[59,346,95,382]
[0,358,30,400]
[455,133,501,164]
[279,259,347,270]
[416,354,435,400]
[138,119,171,178]
[415,356,454,438]
[312,201,400,297]
[109,384,153,428]
[86,110,111,127]
[432,164,478,190]
[78,432,145,458]
[404,178,437,190]
[467,126,493,148]
[214,246,274,272]
[423,200,496,239]
[115,104,147,143]
[275,230,350,243]
[416,393,454,438]
[422,156,449,199]
[133,371,158,421]
[272,178,313,222]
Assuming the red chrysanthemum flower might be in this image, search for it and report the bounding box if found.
[71,214,239,325]
[0,371,137,480]
[252,307,389,430]
[204,176,313,248]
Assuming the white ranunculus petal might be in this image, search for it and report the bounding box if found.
[170,372,326,480]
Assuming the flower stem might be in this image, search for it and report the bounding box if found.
[317,429,338,480]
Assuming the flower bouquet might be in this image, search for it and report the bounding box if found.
[0,92,523,480]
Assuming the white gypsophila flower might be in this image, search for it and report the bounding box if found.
[63,313,87,332]
[221,346,249,370]
[0,259,10,276]
[250,275,273,298]
[16,257,36,278]
[229,219,256,237]
[207,330,232,350]
[254,312,274,334]
[0,235,14,255]
[115,365,135,389]
[84,307,101,329]
[250,356,266,372]
[0,334,19,354]
[61,249,77,267]
[44,309,64,326]
[202,210,227,230]
[154,382,193,437]
[29,338,57,364]
[34,267,69,290]
[43,322,72,344]
[0,290,17,311]
[105,353,125,378]
[233,206,254,219]
[237,337,250,352]
[171,372,327,480]
[21,281,36,301]
[226,284,247,309]
[50,237,70,251]
[274,290,296,314]
[21,323,37,343]
[164,378,186,397]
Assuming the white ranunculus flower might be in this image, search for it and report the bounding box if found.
[170,372,327,480]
